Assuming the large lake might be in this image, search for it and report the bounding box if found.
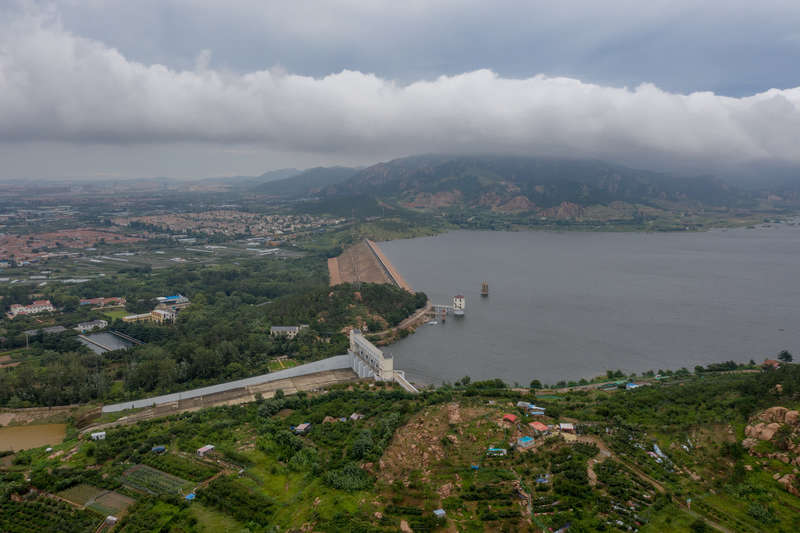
[380,225,800,385]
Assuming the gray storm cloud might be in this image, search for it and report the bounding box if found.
[2,12,800,167]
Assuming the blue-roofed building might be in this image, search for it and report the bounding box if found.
[151,445,166,454]
[185,493,196,501]
[433,509,446,519]
[517,436,535,449]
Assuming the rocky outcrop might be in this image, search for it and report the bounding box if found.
[745,422,782,441]
[743,406,800,495]
[759,406,790,423]
[778,474,800,497]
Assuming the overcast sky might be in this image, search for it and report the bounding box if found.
[2,0,800,180]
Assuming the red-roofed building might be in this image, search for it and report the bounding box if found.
[502,414,518,424]
[529,421,549,433]
[80,297,126,308]
[763,359,781,370]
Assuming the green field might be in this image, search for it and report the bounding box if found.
[121,464,193,496]
[101,308,129,321]
[268,358,299,372]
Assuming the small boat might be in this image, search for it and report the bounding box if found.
[481,281,489,297]
[427,320,438,325]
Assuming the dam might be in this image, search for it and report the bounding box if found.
[101,330,417,413]
[328,239,412,291]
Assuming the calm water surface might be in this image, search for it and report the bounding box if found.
[380,226,800,385]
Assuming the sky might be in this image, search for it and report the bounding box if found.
[2,0,800,180]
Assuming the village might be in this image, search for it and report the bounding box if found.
[112,211,346,239]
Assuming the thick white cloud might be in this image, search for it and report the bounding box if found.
[1,10,800,170]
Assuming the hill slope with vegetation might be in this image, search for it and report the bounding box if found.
[3,363,800,532]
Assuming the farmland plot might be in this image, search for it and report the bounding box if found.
[121,464,193,495]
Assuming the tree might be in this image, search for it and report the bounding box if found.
[778,350,793,363]
[529,379,542,389]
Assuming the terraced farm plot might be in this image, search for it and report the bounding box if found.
[57,483,105,506]
[140,452,219,482]
[87,491,135,516]
[121,464,193,495]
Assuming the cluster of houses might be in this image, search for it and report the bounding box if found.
[123,294,190,325]
[484,401,580,457]
[516,401,546,416]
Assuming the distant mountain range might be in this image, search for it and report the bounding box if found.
[248,155,759,217]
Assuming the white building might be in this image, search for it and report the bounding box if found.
[75,319,108,333]
[90,431,106,441]
[453,295,465,316]
[8,299,55,318]
[270,325,309,339]
[349,329,393,380]
[197,444,215,457]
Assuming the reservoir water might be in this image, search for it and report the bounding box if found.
[380,225,800,385]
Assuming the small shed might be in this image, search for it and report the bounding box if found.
[197,444,215,457]
[502,414,518,424]
[349,412,364,421]
[517,436,535,449]
[90,431,106,441]
[185,493,196,501]
[558,423,575,433]
[294,422,311,435]
[433,509,446,519]
[105,516,118,525]
[151,445,167,454]
[487,447,507,457]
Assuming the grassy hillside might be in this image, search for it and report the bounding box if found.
[3,364,800,531]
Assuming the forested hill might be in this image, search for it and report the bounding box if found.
[320,155,745,212]
[251,166,359,197]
